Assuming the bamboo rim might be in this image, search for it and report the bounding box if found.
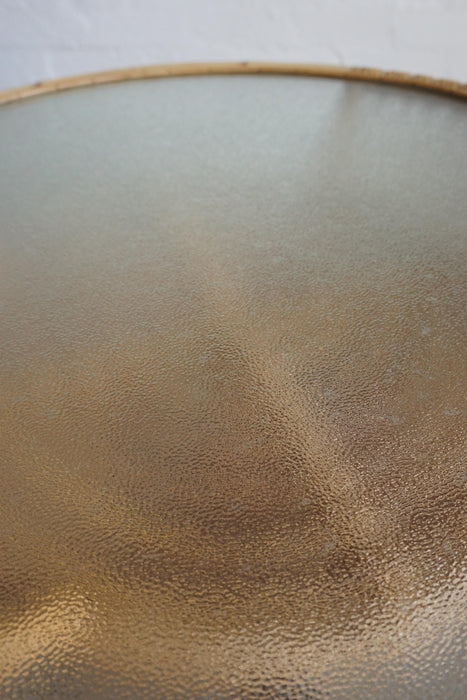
[0,62,466,106]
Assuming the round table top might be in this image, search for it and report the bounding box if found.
[1,68,466,699]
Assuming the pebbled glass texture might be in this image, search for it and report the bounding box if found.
[0,75,466,699]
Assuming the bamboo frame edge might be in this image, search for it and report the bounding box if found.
[0,62,466,106]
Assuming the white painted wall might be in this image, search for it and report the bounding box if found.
[1,0,466,91]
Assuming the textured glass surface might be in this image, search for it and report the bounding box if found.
[0,75,466,698]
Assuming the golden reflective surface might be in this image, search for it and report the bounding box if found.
[1,75,466,698]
